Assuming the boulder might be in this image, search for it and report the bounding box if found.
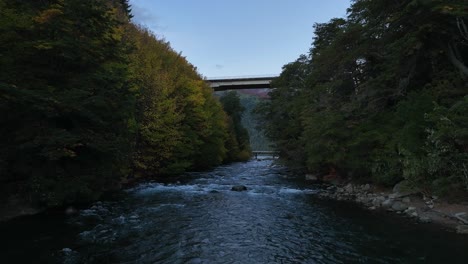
[454,212,468,225]
[382,199,394,209]
[231,185,248,192]
[372,196,386,207]
[404,206,417,214]
[456,225,468,234]
[391,201,408,211]
[392,180,419,198]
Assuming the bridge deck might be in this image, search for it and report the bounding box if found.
[207,75,277,91]
[252,150,279,159]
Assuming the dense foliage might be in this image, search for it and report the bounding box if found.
[217,90,272,151]
[0,0,248,208]
[127,24,230,176]
[257,0,468,197]
[219,91,251,161]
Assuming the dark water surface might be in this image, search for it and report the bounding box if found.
[1,159,468,263]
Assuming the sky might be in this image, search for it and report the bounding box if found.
[129,0,351,78]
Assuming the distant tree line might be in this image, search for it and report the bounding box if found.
[0,0,250,208]
[216,90,272,151]
[256,0,468,197]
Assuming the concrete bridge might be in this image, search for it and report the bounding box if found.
[207,75,278,91]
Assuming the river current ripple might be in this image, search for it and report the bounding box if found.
[2,159,468,263]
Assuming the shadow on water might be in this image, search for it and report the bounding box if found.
[1,159,468,263]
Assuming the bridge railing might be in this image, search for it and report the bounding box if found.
[252,150,279,159]
[206,74,279,80]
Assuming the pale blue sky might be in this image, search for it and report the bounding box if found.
[129,0,351,78]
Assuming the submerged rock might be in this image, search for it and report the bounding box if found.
[231,185,248,191]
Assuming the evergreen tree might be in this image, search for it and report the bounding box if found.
[257,0,468,197]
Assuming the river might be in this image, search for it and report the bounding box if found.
[1,159,468,263]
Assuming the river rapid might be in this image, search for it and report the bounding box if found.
[1,159,468,263]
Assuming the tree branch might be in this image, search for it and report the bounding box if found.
[447,43,468,76]
[457,18,468,41]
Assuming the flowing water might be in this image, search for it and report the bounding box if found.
[1,159,468,263]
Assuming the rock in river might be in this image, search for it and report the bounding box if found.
[391,201,408,212]
[305,174,318,181]
[231,185,248,191]
[456,225,468,234]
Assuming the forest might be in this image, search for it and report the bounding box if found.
[216,90,272,151]
[0,0,250,209]
[257,0,468,198]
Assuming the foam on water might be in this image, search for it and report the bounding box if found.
[131,183,211,196]
[4,159,468,264]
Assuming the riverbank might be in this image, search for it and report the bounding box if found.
[309,178,468,235]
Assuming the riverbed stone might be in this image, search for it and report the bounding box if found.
[404,206,417,214]
[392,180,419,197]
[382,199,394,209]
[372,196,386,207]
[456,225,468,234]
[356,196,371,205]
[402,197,411,203]
[391,201,408,211]
[231,185,248,191]
[454,212,468,225]
[419,216,432,223]
[305,174,318,181]
[344,183,354,193]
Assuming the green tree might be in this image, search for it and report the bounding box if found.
[257,0,468,196]
[220,91,251,161]
[0,0,134,206]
